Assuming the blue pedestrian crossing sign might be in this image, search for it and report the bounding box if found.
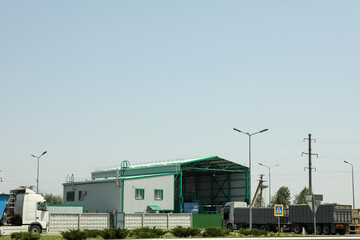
[274,204,284,216]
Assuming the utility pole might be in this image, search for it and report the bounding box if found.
[251,174,268,207]
[259,174,265,207]
[302,134,318,194]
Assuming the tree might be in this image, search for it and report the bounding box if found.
[271,186,291,207]
[18,185,35,190]
[253,195,265,207]
[293,187,311,204]
[44,193,63,205]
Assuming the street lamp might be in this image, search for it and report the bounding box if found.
[233,128,268,229]
[344,160,355,209]
[258,163,279,206]
[31,151,47,194]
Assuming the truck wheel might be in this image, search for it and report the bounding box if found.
[226,223,233,230]
[29,225,41,234]
[323,225,331,235]
[293,225,302,234]
[260,225,268,231]
[316,225,322,235]
[338,228,346,235]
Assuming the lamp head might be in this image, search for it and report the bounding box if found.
[233,128,242,133]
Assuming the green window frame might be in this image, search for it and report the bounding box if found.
[154,189,163,200]
[79,191,84,201]
[66,191,75,202]
[135,189,144,200]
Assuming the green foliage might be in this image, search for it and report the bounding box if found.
[271,186,291,207]
[18,186,35,190]
[11,232,23,240]
[10,232,40,240]
[130,227,168,239]
[267,232,292,237]
[170,226,201,238]
[100,228,129,239]
[44,193,63,205]
[254,196,266,207]
[201,227,231,237]
[19,233,40,240]
[82,229,102,238]
[238,228,267,236]
[60,229,87,240]
[293,186,311,204]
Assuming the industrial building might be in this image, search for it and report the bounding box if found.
[63,156,249,214]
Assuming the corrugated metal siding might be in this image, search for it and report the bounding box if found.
[289,204,352,224]
[123,175,174,213]
[234,207,289,225]
[63,182,121,213]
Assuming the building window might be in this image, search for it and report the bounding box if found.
[66,191,75,201]
[135,189,144,200]
[154,189,163,200]
[79,191,85,201]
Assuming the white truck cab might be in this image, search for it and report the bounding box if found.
[223,201,247,230]
[0,188,49,235]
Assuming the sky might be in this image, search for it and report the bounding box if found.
[1,1,359,207]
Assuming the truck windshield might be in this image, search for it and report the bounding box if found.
[37,202,47,211]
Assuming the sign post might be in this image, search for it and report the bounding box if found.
[305,194,323,235]
[274,204,284,235]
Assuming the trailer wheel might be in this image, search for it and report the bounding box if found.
[29,225,41,234]
[293,225,302,234]
[316,225,322,235]
[260,225,268,231]
[226,223,233,230]
[338,228,346,235]
[323,225,331,235]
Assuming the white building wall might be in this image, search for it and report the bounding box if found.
[63,181,121,213]
[123,175,174,213]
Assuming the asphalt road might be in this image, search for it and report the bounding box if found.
[41,233,360,240]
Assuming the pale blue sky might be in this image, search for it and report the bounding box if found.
[1,1,359,206]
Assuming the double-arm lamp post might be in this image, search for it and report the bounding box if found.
[233,128,268,229]
[258,163,279,206]
[31,151,47,194]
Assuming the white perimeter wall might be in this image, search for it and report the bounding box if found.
[123,175,174,213]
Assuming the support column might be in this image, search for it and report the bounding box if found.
[228,174,231,202]
[179,171,183,213]
[246,171,249,204]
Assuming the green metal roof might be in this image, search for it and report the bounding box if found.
[148,205,163,211]
[93,156,247,173]
[64,156,248,185]
[178,156,248,172]
[63,172,180,185]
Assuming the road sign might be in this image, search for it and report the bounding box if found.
[306,194,323,213]
[274,204,284,217]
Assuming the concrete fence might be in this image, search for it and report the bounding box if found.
[124,213,192,229]
[48,213,110,232]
